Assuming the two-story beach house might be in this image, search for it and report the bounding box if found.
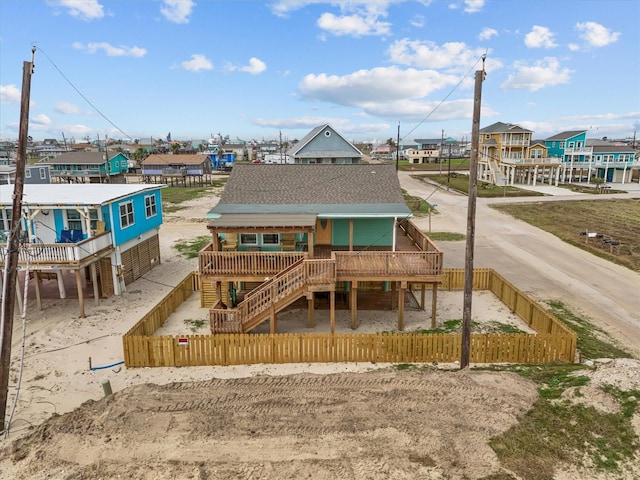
[40,151,130,183]
[478,123,639,186]
[286,124,363,164]
[0,184,165,316]
[199,163,443,335]
[547,131,639,183]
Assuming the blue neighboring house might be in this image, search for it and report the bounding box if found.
[545,131,639,183]
[0,183,165,317]
[40,151,130,183]
[286,124,363,164]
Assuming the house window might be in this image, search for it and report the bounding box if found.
[119,201,134,228]
[39,168,47,179]
[144,194,157,218]
[0,210,11,232]
[262,233,279,245]
[25,169,31,178]
[240,233,257,245]
[551,142,556,148]
[67,210,82,231]
[560,142,565,149]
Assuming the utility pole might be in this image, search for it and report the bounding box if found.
[439,129,444,174]
[460,56,486,370]
[395,122,400,171]
[1,48,35,434]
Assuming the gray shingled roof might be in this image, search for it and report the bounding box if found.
[142,154,208,165]
[40,151,107,165]
[545,130,587,141]
[210,164,410,217]
[480,122,532,134]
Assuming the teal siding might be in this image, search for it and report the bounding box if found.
[332,218,393,247]
[109,190,163,246]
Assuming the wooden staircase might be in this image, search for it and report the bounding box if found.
[210,258,336,333]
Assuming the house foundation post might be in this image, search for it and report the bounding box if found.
[397,281,406,330]
[307,293,314,328]
[330,291,335,334]
[350,281,358,329]
[75,269,85,318]
[431,283,438,328]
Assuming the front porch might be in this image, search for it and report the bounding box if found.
[200,219,444,334]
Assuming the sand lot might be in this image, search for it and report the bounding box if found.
[1,177,639,479]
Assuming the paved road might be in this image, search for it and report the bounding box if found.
[399,172,640,358]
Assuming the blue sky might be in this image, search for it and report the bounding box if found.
[1,0,638,145]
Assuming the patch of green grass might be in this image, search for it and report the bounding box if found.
[173,235,211,259]
[484,363,640,478]
[184,318,207,332]
[418,173,544,197]
[546,300,632,360]
[425,231,466,241]
[417,319,525,334]
[161,183,226,214]
[491,199,640,271]
[402,189,434,214]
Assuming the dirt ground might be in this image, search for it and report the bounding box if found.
[1,175,639,479]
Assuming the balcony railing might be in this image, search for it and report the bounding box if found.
[564,147,593,155]
[500,157,563,165]
[0,231,113,267]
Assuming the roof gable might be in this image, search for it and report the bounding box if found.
[480,122,532,134]
[287,124,363,158]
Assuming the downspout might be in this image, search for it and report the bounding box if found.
[392,217,397,252]
[108,204,124,295]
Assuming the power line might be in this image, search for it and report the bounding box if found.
[34,45,133,141]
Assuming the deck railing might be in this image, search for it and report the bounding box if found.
[0,231,112,266]
[210,259,336,333]
[334,251,441,278]
[199,248,307,276]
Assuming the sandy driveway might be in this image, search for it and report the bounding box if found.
[1,173,639,479]
[399,171,640,358]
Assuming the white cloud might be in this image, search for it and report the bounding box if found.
[478,27,498,41]
[524,25,557,48]
[501,57,572,91]
[387,39,495,73]
[55,102,81,114]
[464,0,485,13]
[241,58,267,75]
[72,42,147,57]
[180,54,213,72]
[0,84,21,104]
[410,15,425,28]
[299,66,460,106]
[50,0,104,20]
[575,21,620,47]
[31,114,52,126]
[227,57,267,75]
[160,0,195,24]
[317,11,391,36]
[568,43,580,52]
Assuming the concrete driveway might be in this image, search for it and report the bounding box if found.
[399,171,640,358]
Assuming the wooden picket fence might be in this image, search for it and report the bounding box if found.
[122,269,577,367]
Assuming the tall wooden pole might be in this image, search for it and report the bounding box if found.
[0,49,35,433]
[460,58,486,370]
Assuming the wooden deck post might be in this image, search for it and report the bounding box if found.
[75,269,85,318]
[307,293,314,328]
[398,281,406,330]
[57,270,66,299]
[420,283,426,309]
[351,281,358,329]
[90,263,99,306]
[431,282,438,328]
[270,302,277,334]
[390,281,397,310]
[33,271,42,310]
[330,291,335,334]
